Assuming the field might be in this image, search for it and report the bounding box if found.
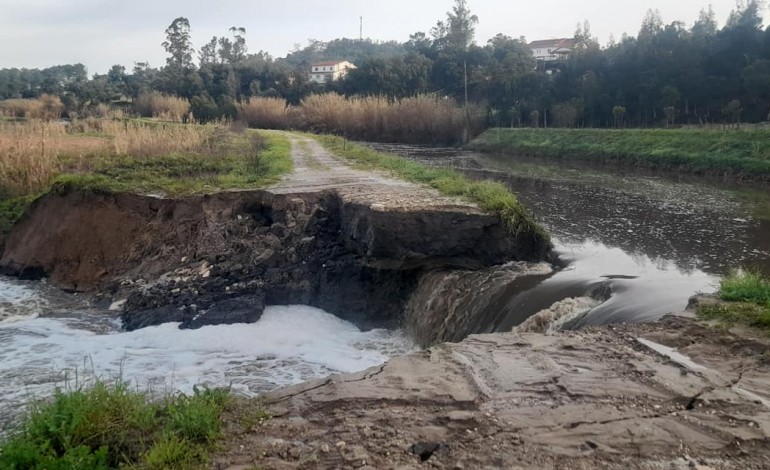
[467,128,770,180]
[0,118,292,238]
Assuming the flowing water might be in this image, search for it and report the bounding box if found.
[3,142,770,429]
[0,277,413,430]
[365,142,770,330]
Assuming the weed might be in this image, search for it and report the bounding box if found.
[697,270,770,332]
[143,434,196,470]
[0,379,231,469]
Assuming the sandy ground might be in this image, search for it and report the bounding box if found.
[212,314,770,470]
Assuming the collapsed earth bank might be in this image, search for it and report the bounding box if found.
[0,185,551,341]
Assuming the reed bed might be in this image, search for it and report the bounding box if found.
[300,94,482,145]
[0,119,217,196]
[0,94,64,120]
[238,97,291,129]
[134,91,191,122]
[236,93,482,145]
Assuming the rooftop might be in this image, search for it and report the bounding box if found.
[528,38,576,49]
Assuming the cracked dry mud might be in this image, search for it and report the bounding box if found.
[214,314,770,469]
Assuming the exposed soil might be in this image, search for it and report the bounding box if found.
[214,314,770,469]
[0,134,550,334]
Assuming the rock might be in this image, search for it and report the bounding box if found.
[409,442,448,462]
[121,305,189,331]
[180,293,265,330]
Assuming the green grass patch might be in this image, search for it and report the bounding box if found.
[719,270,770,305]
[698,270,770,332]
[313,134,550,244]
[0,195,36,239]
[0,380,233,469]
[468,128,770,180]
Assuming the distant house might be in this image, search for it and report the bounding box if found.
[308,60,357,84]
[528,38,576,62]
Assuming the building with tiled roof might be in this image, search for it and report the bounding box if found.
[528,38,577,62]
[309,60,357,84]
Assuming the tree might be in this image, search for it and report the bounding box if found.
[530,110,540,128]
[639,9,663,41]
[612,106,626,128]
[431,0,478,52]
[162,17,194,69]
[692,6,718,37]
[199,37,219,66]
[724,99,743,128]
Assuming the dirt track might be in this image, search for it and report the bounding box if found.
[272,133,485,213]
[214,314,770,469]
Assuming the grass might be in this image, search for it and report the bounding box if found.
[50,131,292,197]
[313,134,550,244]
[468,128,770,180]
[0,380,235,469]
[698,270,770,331]
[0,195,36,241]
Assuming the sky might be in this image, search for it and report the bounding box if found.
[0,0,747,74]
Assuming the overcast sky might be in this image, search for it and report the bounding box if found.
[0,1,748,74]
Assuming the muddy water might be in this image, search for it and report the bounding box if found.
[365,142,770,329]
[0,276,414,431]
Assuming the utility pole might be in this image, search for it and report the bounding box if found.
[464,60,469,108]
[463,60,470,143]
[360,17,363,41]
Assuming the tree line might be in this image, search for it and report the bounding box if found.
[1,0,770,128]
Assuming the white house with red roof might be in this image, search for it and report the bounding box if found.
[308,60,357,84]
[528,38,577,62]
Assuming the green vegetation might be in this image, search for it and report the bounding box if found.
[468,128,770,180]
[698,270,770,331]
[50,130,292,196]
[0,195,35,240]
[314,134,549,242]
[0,380,232,469]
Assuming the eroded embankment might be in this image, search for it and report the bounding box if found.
[0,134,552,339]
[0,184,550,335]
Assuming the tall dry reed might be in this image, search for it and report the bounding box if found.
[134,92,190,122]
[0,119,218,196]
[238,97,291,129]
[297,94,482,144]
[0,95,65,120]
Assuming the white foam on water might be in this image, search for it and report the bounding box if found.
[0,277,45,323]
[0,303,415,426]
